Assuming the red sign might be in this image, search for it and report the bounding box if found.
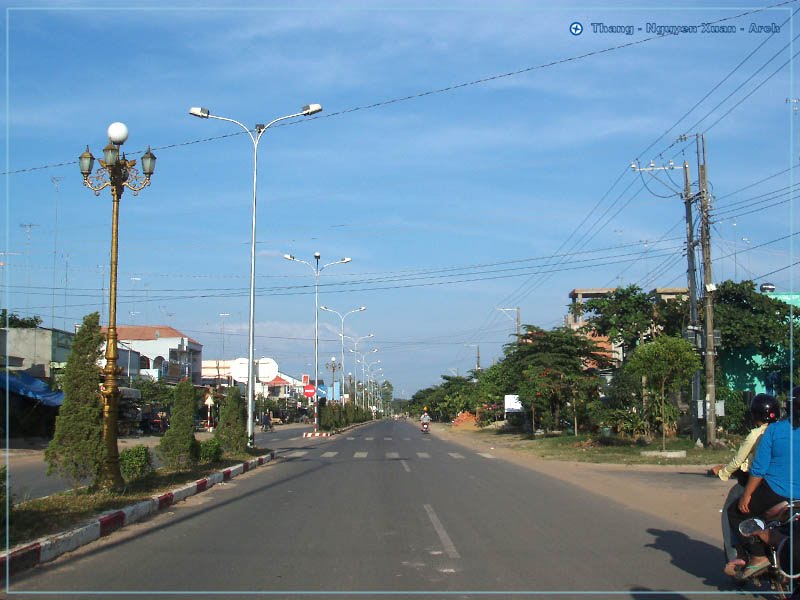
[303,384,316,398]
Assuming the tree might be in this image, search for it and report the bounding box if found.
[576,285,659,360]
[508,326,611,432]
[713,280,800,391]
[1,309,43,328]
[625,336,701,451]
[214,386,247,454]
[45,312,105,489]
[157,379,199,470]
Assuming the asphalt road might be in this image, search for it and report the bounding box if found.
[9,420,732,598]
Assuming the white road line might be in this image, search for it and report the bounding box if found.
[448,453,465,459]
[354,452,368,458]
[400,460,411,472]
[478,453,495,459]
[424,504,460,559]
[321,452,338,458]
[386,452,400,459]
[286,451,308,458]
[416,452,430,459]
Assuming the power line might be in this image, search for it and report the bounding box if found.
[3,0,796,178]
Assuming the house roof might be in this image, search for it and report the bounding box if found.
[102,325,201,346]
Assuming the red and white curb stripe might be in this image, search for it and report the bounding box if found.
[1,451,275,580]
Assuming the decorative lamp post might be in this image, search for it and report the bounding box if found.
[79,122,156,490]
[325,356,339,402]
[190,103,322,447]
[283,253,351,431]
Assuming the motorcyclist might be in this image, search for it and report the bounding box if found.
[420,409,431,430]
[728,386,800,579]
[710,393,779,577]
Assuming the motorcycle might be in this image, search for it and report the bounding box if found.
[421,421,430,434]
[737,499,800,598]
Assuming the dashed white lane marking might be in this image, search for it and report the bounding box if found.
[448,453,465,459]
[424,504,460,559]
[416,452,430,459]
[400,460,411,472]
[478,453,495,459]
[354,452,368,458]
[286,451,308,458]
[386,452,400,459]
[321,452,338,458]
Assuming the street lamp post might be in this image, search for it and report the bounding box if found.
[190,103,322,447]
[79,122,156,490]
[283,253,351,431]
[343,333,373,407]
[320,305,365,403]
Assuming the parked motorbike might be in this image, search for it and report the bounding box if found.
[421,421,430,434]
[737,499,800,598]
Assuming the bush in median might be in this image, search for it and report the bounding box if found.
[119,445,154,482]
[157,379,200,471]
[200,438,223,463]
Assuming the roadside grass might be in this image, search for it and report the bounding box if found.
[5,447,270,551]
[458,427,735,465]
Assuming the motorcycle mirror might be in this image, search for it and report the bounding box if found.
[739,518,766,536]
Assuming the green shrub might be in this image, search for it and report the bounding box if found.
[200,438,223,463]
[157,380,200,470]
[119,445,154,481]
[215,386,247,454]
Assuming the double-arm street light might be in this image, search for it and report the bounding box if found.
[79,122,156,490]
[283,253,351,431]
[320,305,365,403]
[190,103,322,447]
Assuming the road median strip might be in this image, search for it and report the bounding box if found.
[1,450,276,580]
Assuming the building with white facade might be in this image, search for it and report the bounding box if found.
[106,325,203,385]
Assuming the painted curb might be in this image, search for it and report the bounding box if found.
[1,450,276,580]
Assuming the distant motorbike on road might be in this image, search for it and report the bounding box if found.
[737,499,800,598]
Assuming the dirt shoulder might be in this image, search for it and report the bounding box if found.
[433,424,730,544]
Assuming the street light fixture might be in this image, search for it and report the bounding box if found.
[283,253,351,431]
[320,305,366,403]
[346,337,374,407]
[79,122,156,490]
[190,103,322,447]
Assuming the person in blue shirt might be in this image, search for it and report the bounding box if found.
[727,386,800,579]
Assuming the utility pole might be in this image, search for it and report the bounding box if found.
[682,162,702,442]
[697,133,717,446]
[20,223,39,316]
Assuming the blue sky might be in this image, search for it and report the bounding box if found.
[2,0,797,397]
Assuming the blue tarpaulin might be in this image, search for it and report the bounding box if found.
[0,371,64,407]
